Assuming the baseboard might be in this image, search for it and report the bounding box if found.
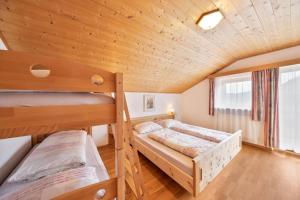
[242,141,300,159]
[242,141,272,151]
[273,148,300,159]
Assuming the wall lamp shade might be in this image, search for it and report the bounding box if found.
[168,108,175,115]
[197,9,224,30]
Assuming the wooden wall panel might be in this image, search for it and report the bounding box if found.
[0,0,300,92]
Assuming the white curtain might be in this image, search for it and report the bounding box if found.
[214,73,263,145]
[279,64,300,153]
[214,109,263,145]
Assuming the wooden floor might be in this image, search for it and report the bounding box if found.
[98,144,300,200]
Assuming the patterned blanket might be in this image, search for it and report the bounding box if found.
[171,124,230,143]
[148,128,216,158]
[0,167,99,200]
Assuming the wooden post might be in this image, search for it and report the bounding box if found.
[115,73,125,200]
[85,126,92,135]
[193,160,200,198]
[31,135,37,146]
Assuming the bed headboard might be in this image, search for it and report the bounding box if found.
[0,50,122,139]
[131,114,175,126]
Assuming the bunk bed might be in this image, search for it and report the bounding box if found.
[0,50,125,200]
[131,114,242,198]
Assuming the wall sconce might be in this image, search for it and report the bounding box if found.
[168,108,175,115]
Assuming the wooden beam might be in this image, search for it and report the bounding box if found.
[208,58,300,78]
[115,72,125,200]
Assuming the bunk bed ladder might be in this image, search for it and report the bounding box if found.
[124,97,148,200]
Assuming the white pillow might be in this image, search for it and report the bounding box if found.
[157,119,183,128]
[7,130,87,183]
[134,122,163,134]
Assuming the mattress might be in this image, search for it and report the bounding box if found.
[0,135,109,197]
[134,131,193,175]
[0,92,114,107]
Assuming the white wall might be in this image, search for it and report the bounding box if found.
[92,92,181,147]
[180,80,214,128]
[0,136,31,184]
[222,45,300,72]
[125,92,181,119]
[92,125,108,147]
[180,45,300,129]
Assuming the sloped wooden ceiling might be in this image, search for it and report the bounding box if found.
[0,0,300,92]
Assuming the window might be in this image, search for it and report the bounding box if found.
[214,72,262,145]
[215,73,251,110]
[279,64,300,153]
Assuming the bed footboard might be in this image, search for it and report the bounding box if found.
[192,130,242,195]
[192,159,201,197]
[135,138,195,194]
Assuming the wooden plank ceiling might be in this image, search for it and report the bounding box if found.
[0,0,300,93]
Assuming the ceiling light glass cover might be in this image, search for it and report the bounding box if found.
[197,9,224,30]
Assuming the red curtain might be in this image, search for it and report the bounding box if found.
[209,78,215,116]
[251,68,279,148]
[264,69,279,148]
[251,71,265,121]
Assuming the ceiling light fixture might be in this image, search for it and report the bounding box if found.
[196,9,224,30]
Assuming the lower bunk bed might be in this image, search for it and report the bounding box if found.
[132,115,242,197]
[0,132,109,200]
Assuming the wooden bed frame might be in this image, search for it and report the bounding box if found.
[0,50,125,200]
[131,114,242,198]
[131,114,201,196]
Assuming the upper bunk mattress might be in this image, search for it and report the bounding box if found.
[0,92,114,107]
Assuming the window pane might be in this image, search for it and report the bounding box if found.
[279,64,300,153]
[215,73,251,110]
